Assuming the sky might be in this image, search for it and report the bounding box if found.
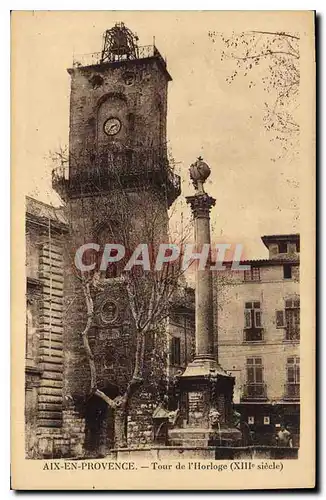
[13,11,301,259]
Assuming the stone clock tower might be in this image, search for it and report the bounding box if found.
[52,23,180,457]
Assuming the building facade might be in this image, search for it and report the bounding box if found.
[214,234,300,446]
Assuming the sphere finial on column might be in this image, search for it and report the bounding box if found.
[189,156,211,194]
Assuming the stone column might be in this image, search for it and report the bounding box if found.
[186,193,216,360]
[170,157,242,445]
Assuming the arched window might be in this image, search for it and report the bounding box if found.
[96,222,121,279]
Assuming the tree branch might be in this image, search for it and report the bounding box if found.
[81,279,97,392]
[94,389,117,408]
[231,50,299,61]
[249,30,300,40]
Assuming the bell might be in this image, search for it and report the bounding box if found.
[111,30,129,56]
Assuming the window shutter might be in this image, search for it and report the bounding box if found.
[244,270,251,281]
[255,311,262,328]
[256,367,263,383]
[252,267,261,281]
[287,366,295,383]
[245,310,252,328]
[276,310,285,327]
[247,366,254,383]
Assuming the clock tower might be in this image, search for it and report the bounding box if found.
[55,22,179,205]
[52,23,181,457]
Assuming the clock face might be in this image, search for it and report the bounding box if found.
[104,117,121,136]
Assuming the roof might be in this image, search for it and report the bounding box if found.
[215,258,299,269]
[261,233,300,248]
[26,196,68,231]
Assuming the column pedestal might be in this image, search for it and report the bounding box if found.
[174,359,241,447]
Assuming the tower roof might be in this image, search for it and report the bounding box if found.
[261,233,300,249]
[69,23,172,81]
[101,22,139,63]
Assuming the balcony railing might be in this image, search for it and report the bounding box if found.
[72,44,167,69]
[243,328,264,342]
[284,383,300,400]
[285,329,300,341]
[52,147,181,206]
[241,383,268,401]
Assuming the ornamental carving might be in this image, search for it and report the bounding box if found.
[100,299,118,324]
[186,194,216,218]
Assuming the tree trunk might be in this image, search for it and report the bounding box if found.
[114,403,128,448]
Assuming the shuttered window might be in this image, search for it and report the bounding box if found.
[244,267,260,281]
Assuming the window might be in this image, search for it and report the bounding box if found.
[296,240,300,252]
[96,247,119,278]
[244,302,263,341]
[276,310,285,328]
[171,337,181,366]
[278,242,288,254]
[287,356,300,383]
[105,248,119,279]
[276,298,300,339]
[283,264,292,279]
[82,247,98,268]
[246,357,263,384]
[244,267,260,282]
[245,357,266,398]
[96,223,122,278]
[286,356,300,398]
[285,299,300,340]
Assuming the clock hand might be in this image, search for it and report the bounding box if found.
[109,123,119,133]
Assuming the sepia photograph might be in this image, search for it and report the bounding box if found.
[11,10,315,490]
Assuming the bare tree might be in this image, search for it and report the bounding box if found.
[50,146,191,449]
[208,30,300,160]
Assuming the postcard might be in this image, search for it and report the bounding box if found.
[11,10,315,490]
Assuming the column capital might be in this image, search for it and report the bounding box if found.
[186,193,216,219]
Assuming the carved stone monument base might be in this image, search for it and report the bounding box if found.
[170,356,242,447]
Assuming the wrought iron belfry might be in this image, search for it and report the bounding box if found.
[101,22,139,63]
